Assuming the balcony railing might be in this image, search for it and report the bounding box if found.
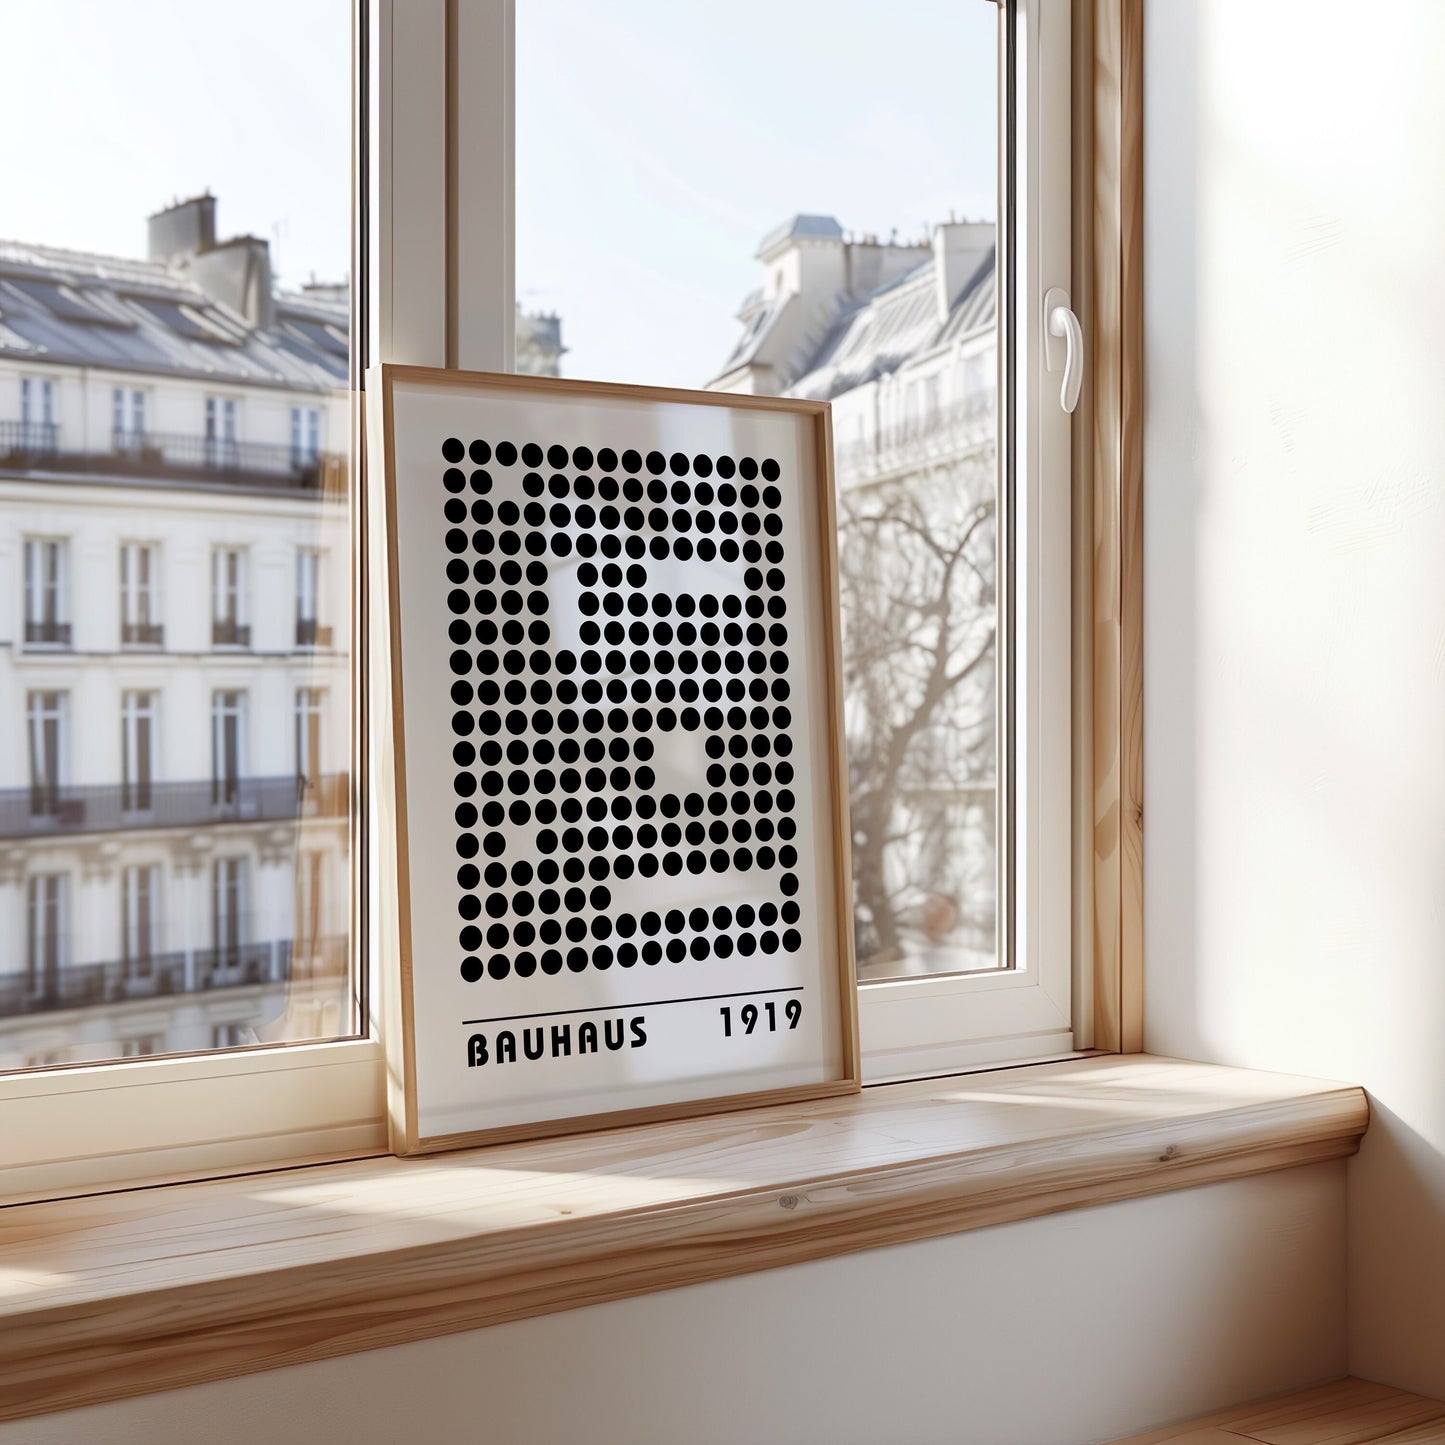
[833,394,996,483]
[3,421,58,457]
[295,618,334,648]
[5,772,348,837]
[0,420,345,495]
[122,621,164,647]
[212,618,252,648]
[23,619,71,647]
[0,934,348,1020]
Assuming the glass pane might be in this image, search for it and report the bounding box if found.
[517,0,999,982]
[0,0,356,1070]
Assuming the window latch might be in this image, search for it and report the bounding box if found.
[1043,287,1083,415]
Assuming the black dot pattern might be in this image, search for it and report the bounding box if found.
[441,437,803,983]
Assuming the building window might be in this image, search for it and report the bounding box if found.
[210,858,249,971]
[120,1036,162,1059]
[119,542,162,647]
[295,851,324,966]
[295,549,330,647]
[211,1022,253,1050]
[27,690,67,819]
[211,690,246,807]
[20,376,56,451]
[210,548,250,647]
[290,406,321,466]
[121,691,157,813]
[112,387,147,452]
[204,396,239,468]
[295,688,323,798]
[121,864,161,979]
[26,873,67,1002]
[23,538,70,647]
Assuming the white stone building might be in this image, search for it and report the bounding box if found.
[711,215,998,977]
[0,195,357,1067]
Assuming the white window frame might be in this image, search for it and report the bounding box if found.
[210,689,249,804]
[121,689,158,813]
[120,863,162,977]
[210,546,249,646]
[113,386,147,450]
[295,686,323,792]
[296,546,321,633]
[23,536,69,644]
[853,0,1076,1079]
[26,873,69,998]
[0,0,424,1204]
[26,689,69,808]
[456,0,1075,1080]
[0,0,1078,1203]
[291,405,322,465]
[119,540,161,643]
[21,375,55,430]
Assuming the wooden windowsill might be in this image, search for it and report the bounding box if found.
[0,1054,1367,1422]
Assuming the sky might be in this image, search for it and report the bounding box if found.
[4,0,351,293]
[4,0,996,388]
[518,0,998,386]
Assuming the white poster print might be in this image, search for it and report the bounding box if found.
[381,372,854,1146]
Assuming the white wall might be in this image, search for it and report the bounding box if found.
[0,1166,1344,1445]
[1143,0,1445,1397]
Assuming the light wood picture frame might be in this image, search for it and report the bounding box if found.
[368,364,860,1155]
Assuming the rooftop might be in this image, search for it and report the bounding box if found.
[0,237,348,393]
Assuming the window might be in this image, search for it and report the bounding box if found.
[113,387,147,452]
[295,850,324,965]
[205,396,239,467]
[295,687,323,798]
[291,406,321,466]
[211,690,246,807]
[120,864,161,979]
[121,691,157,813]
[514,0,1075,1074]
[211,548,250,648]
[121,1036,162,1058]
[296,548,330,647]
[23,537,70,647]
[26,874,67,1003]
[27,690,67,818]
[211,857,249,973]
[2,0,1078,1197]
[1,0,361,1187]
[20,376,55,449]
[119,542,162,646]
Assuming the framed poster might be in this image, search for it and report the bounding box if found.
[368,364,859,1155]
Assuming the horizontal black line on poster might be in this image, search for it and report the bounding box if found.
[462,986,805,1027]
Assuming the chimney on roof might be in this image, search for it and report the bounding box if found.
[148,193,216,265]
[932,220,994,325]
[148,192,275,330]
[188,236,275,330]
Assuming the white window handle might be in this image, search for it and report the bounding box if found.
[1043,286,1083,415]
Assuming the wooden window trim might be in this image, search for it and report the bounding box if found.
[1075,0,1144,1051]
[0,1055,1365,1422]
